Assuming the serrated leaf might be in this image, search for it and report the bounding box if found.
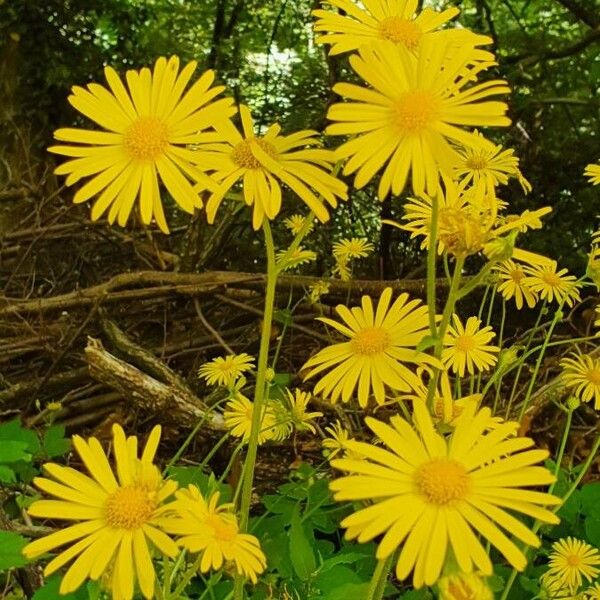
[0,420,40,455]
[41,425,70,458]
[0,441,31,463]
[289,504,316,581]
[0,530,29,570]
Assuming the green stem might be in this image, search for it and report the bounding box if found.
[426,195,439,335]
[167,555,201,600]
[550,409,573,492]
[366,554,394,600]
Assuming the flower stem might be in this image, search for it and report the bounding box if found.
[366,554,394,600]
[426,194,439,335]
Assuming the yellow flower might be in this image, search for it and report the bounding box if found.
[223,394,279,444]
[438,571,493,600]
[541,572,582,599]
[587,245,600,289]
[313,0,490,57]
[330,401,560,588]
[442,315,499,377]
[198,353,255,387]
[302,287,441,407]
[584,582,600,599]
[283,213,314,235]
[285,389,323,433]
[561,354,600,410]
[455,134,531,196]
[23,425,178,600]
[548,537,600,592]
[162,486,266,583]
[322,420,358,459]
[308,280,331,303]
[276,246,317,271]
[585,162,600,185]
[523,264,582,307]
[496,259,539,309]
[49,57,235,233]
[332,256,353,281]
[333,237,375,259]
[327,37,510,198]
[198,105,347,229]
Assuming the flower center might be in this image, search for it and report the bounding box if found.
[393,91,440,135]
[231,138,277,169]
[378,16,422,50]
[105,485,157,529]
[351,327,391,356]
[586,367,600,385]
[510,268,525,284]
[465,154,489,171]
[454,335,476,353]
[447,581,476,600]
[123,117,169,161]
[206,514,238,542]
[566,554,581,567]
[541,272,561,287]
[415,458,470,505]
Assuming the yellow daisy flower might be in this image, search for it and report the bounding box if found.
[23,425,178,600]
[454,134,531,196]
[560,354,600,410]
[275,246,317,271]
[302,287,441,407]
[442,315,500,377]
[285,389,323,434]
[198,353,255,387]
[332,256,353,281]
[322,420,363,460]
[326,37,510,198]
[308,280,331,303]
[523,264,582,308]
[540,572,582,599]
[585,162,600,185]
[283,213,314,235]
[438,571,493,600]
[330,401,560,588]
[496,259,539,309]
[223,394,279,444]
[584,582,600,599]
[162,486,266,583]
[197,104,347,229]
[49,56,236,233]
[333,237,375,259]
[548,537,600,592]
[313,0,490,57]
[587,245,600,289]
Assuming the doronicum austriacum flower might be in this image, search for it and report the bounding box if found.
[585,161,600,185]
[495,259,539,309]
[198,353,255,387]
[22,425,178,600]
[223,392,281,444]
[49,56,236,233]
[194,104,347,229]
[560,353,600,410]
[326,36,510,198]
[301,287,442,407]
[442,314,500,377]
[329,400,561,588]
[547,537,600,592]
[437,571,493,600]
[523,263,582,308]
[161,486,266,583]
[332,237,375,259]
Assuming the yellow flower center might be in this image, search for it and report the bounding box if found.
[378,16,422,50]
[231,138,277,169]
[206,514,238,542]
[447,581,476,600]
[439,208,485,256]
[510,268,525,283]
[393,91,440,135]
[454,335,476,353]
[105,485,157,529]
[541,272,561,287]
[351,327,391,356]
[123,117,169,161]
[566,554,581,567]
[415,458,470,505]
[586,367,600,385]
[465,154,489,171]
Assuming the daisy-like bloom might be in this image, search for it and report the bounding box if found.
[584,582,600,599]
[438,571,493,600]
[322,420,362,460]
[523,264,582,308]
[496,259,539,309]
[330,401,561,588]
[196,105,347,229]
[332,256,352,281]
[162,486,266,583]
[198,353,255,387]
[308,280,331,304]
[548,538,600,592]
[327,37,510,198]
[560,354,600,410]
[454,135,531,196]
[313,0,490,58]
[23,425,178,600]
[283,213,314,236]
[275,246,317,271]
[285,389,323,433]
[540,572,582,599]
[302,287,441,407]
[585,162,600,185]
[333,237,375,259]
[223,394,280,444]
[442,315,500,377]
[49,57,236,233]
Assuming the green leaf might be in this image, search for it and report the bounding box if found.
[487,574,505,592]
[400,590,434,599]
[316,565,364,595]
[41,425,71,458]
[0,530,29,570]
[318,552,370,575]
[0,441,31,463]
[167,467,231,502]
[289,504,316,581]
[32,574,89,599]
[322,582,370,600]
[0,420,40,455]
[273,309,293,326]
[580,483,600,517]
[0,465,16,483]
[585,517,600,546]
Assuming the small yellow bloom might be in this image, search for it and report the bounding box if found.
[276,246,317,271]
[223,394,279,444]
[162,487,266,583]
[540,571,582,599]
[322,420,357,459]
[285,389,323,434]
[548,537,600,592]
[438,571,493,600]
[198,353,255,387]
[585,162,600,185]
[561,354,600,410]
[584,582,600,599]
[23,425,179,600]
[308,280,330,304]
[332,256,352,281]
[333,237,375,259]
[283,214,314,236]
[442,315,499,377]
[523,264,581,307]
[495,259,539,309]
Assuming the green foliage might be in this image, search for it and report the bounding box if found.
[0,531,29,571]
